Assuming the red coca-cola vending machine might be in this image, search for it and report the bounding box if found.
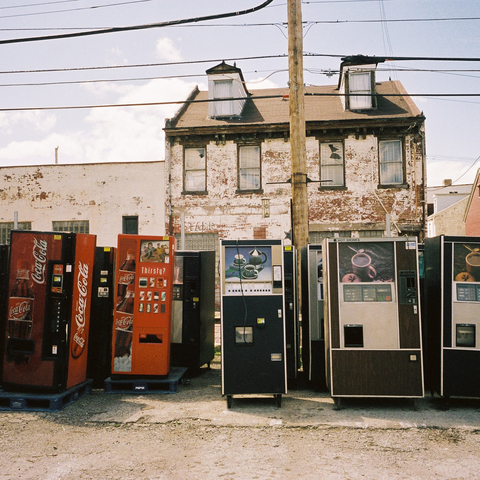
[112,235,174,377]
[2,230,96,392]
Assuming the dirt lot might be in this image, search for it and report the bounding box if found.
[2,356,480,479]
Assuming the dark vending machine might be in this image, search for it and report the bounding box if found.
[112,235,175,377]
[283,245,300,385]
[2,230,97,392]
[424,236,480,400]
[171,250,215,370]
[87,246,116,388]
[324,237,424,406]
[221,239,287,407]
[301,244,327,390]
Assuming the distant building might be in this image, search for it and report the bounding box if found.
[0,161,165,246]
[464,168,480,236]
[426,179,471,237]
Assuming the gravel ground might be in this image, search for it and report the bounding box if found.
[2,355,480,479]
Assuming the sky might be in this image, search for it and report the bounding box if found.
[0,0,479,187]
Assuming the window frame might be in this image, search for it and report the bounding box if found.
[52,220,89,234]
[346,70,377,111]
[318,140,346,190]
[0,222,31,245]
[237,144,263,194]
[212,79,234,118]
[183,146,207,195]
[378,138,407,188]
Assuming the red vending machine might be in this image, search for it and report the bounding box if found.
[112,235,174,377]
[2,230,96,392]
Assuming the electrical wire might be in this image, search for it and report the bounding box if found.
[0,0,275,45]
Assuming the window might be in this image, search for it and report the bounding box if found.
[309,231,351,243]
[320,141,345,187]
[52,220,89,233]
[213,80,233,117]
[122,216,138,234]
[359,230,384,238]
[349,72,373,110]
[0,222,31,245]
[238,145,261,191]
[184,147,206,193]
[379,139,404,186]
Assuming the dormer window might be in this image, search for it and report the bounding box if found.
[349,72,374,110]
[206,61,248,119]
[338,58,379,112]
[213,80,234,117]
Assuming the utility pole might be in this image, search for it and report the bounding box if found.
[288,0,309,300]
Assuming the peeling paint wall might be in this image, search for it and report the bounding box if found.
[167,131,425,240]
[0,161,165,246]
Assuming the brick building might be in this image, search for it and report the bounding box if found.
[464,168,480,236]
[164,57,426,251]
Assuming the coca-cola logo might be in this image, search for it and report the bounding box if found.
[31,238,48,285]
[9,299,33,320]
[72,261,89,359]
[115,313,133,330]
[118,272,135,285]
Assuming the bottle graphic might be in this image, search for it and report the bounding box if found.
[114,283,134,371]
[116,249,135,307]
[6,259,35,364]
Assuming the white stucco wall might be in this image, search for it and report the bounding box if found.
[0,161,165,246]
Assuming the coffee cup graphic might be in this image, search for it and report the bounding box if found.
[242,264,258,279]
[466,251,480,281]
[351,252,376,281]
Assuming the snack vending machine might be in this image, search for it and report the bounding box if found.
[112,235,174,377]
[171,250,216,370]
[283,245,300,385]
[301,243,327,390]
[2,230,96,392]
[221,239,287,408]
[324,237,424,405]
[424,236,480,400]
[87,246,116,388]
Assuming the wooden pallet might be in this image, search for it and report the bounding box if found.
[0,379,93,412]
[105,367,187,394]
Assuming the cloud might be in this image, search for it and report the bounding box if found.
[0,111,56,134]
[427,159,479,187]
[156,37,182,62]
[0,77,202,166]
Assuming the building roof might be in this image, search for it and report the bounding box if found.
[165,80,424,133]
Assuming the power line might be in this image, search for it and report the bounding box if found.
[0,0,152,20]
[2,92,480,113]
[0,0,275,45]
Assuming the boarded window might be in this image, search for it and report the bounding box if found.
[320,142,345,187]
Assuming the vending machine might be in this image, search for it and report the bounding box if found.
[87,246,116,388]
[300,243,327,390]
[171,250,216,370]
[283,245,300,385]
[111,235,175,377]
[221,239,287,407]
[324,237,424,405]
[2,230,96,392]
[424,235,480,400]
[0,245,9,381]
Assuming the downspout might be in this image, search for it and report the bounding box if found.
[166,136,173,236]
[419,128,427,241]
